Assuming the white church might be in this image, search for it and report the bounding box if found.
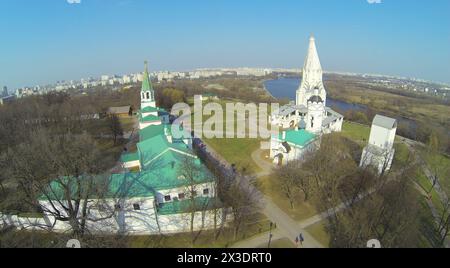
[270,36,344,165]
[37,62,230,235]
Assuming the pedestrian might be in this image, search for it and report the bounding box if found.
[299,233,304,246]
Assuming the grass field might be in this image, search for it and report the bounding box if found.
[305,221,330,247]
[204,137,263,174]
[421,149,450,196]
[341,121,370,145]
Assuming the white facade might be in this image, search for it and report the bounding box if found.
[36,181,228,235]
[270,129,318,165]
[360,115,397,174]
[271,36,343,135]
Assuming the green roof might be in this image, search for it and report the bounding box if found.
[141,61,154,92]
[39,175,111,201]
[139,124,165,141]
[140,114,160,123]
[277,129,316,147]
[109,157,213,197]
[138,135,193,169]
[121,152,139,163]
[41,154,214,200]
[157,197,221,215]
[141,106,159,113]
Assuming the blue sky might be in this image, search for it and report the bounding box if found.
[0,0,449,89]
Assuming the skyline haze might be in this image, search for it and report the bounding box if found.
[1,0,449,89]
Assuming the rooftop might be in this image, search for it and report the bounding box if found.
[276,129,316,147]
[41,154,213,200]
[121,152,139,163]
[372,115,397,130]
[140,114,161,123]
[107,106,130,114]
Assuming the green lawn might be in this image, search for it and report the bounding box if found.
[204,138,263,174]
[341,121,370,144]
[415,170,445,213]
[421,149,450,196]
[305,221,330,248]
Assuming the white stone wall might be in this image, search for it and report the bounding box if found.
[360,147,395,174]
[368,125,396,151]
[0,213,52,231]
[123,160,140,169]
[306,102,325,134]
[34,181,223,235]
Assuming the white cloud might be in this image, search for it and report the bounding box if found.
[67,0,81,4]
[367,0,382,4]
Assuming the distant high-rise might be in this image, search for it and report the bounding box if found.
[2,86,7,97]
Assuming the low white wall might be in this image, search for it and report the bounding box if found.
[0,212,52,231]
[123,160,140,169]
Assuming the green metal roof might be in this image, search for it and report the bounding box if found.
[41,154,214,200]
[140,114,160,123]
[157,197,221,215]
[141,61,154,92]
[138,135,193,169]
[120,152,139,163]
[139,124,165,141]
[141,106,159,113]
[277,129,316,147]
[110,156,213,197]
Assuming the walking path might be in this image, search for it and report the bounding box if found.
[202,141,324,248]
[230,229,284,248]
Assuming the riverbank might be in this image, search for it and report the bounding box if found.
[263,77,450,154]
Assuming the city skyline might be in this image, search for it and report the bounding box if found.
[1,0,449,89]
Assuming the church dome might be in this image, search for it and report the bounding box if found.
[308,95,323,103]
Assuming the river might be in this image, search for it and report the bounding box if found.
[264,77,419,130]
[264,77,366,113]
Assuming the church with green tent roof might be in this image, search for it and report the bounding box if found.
[37,62,229,235]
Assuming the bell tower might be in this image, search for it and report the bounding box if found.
[141,61,156,109]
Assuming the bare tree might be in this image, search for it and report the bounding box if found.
[436,200,450,247]
[273,163,300,209]
[6,130,116,238]
[108,114,123,145]
[178,155,208,246]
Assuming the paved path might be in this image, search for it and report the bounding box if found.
[230,229,285,248]
[251,149,273,177]
[201,140,324,248]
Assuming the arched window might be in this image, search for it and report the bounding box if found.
[146,92,150,99]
